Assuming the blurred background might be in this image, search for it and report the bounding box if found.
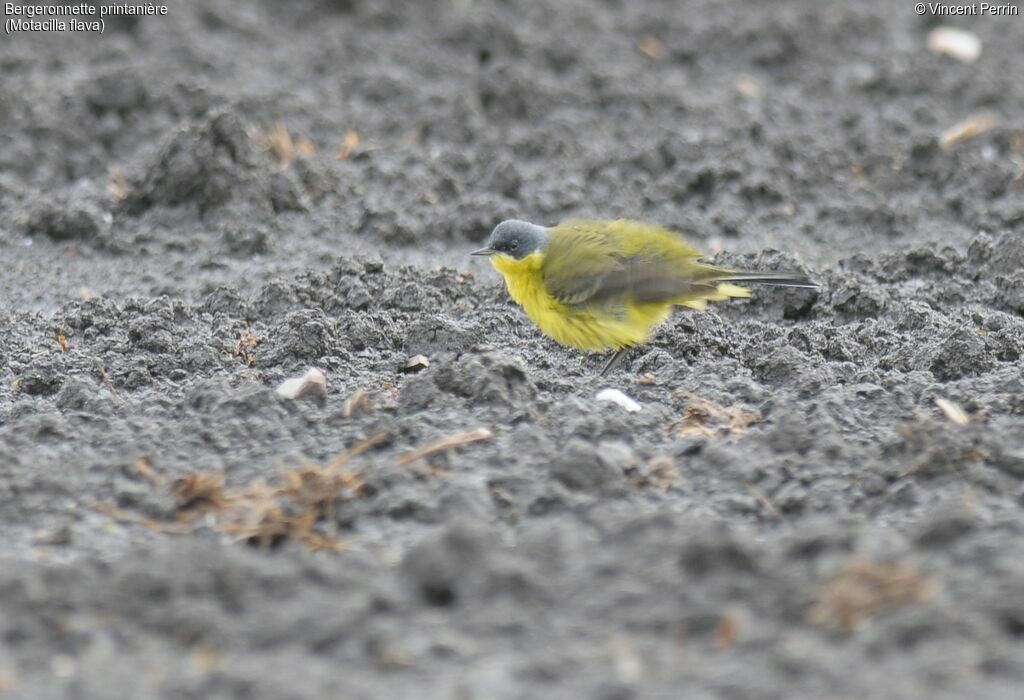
[3,0,1021,309]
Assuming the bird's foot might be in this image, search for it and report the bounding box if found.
[600,350,626,377]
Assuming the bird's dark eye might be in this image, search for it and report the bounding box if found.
[509,240,519,251]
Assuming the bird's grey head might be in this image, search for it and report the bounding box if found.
[471,220,550,260]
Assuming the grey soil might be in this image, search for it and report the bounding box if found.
[2,1,1024,698]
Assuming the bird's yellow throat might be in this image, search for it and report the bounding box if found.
[488,251,673,352]
[490,251,545,310]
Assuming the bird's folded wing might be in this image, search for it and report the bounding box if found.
[593,259,724,304]
[542,222,720,307]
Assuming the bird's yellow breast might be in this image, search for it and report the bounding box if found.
[491,253,669,352]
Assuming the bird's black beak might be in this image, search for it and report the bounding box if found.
[470,247,496,256]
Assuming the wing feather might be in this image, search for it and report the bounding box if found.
[542,219,720,307]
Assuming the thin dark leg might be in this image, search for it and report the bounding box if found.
[600,349,626,377]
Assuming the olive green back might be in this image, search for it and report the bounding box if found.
[542,219,727,307]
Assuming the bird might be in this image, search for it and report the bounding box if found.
[471,218,817,375]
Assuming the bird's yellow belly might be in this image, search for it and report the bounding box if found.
[495,258,669,352]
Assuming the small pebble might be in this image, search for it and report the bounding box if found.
[276,367,327,400]
[927,26,982,64]
[935,397,969,427]
[596,388,642,413]
[402,355,430,373]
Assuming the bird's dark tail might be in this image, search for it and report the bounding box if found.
[717,270,819,289]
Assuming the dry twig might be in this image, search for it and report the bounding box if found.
[250,121,315,169]
[233,330,259,367]
[939,113,997,150]
[808,558,935,631]
[336,129,361,160]
[93,433,388,550]
[398,428,494,467]
[671,391,761,439]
